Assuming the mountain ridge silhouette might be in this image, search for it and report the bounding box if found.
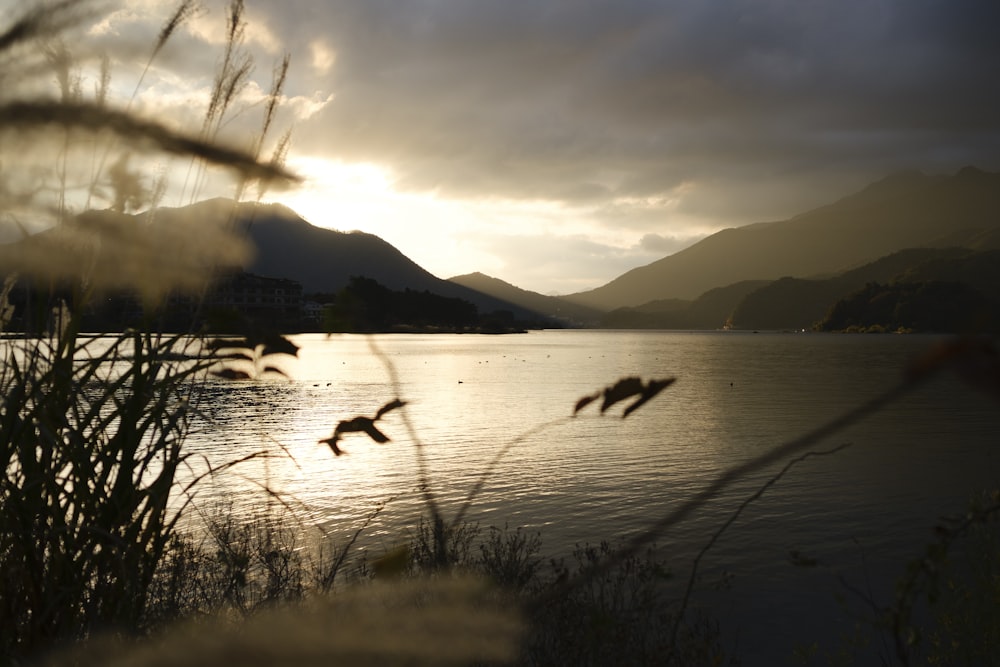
[563,166,1000,310]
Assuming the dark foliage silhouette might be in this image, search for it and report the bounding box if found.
[319,398,409,456]
[573,375,677,417]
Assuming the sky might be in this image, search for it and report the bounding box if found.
[6,0,1000,295]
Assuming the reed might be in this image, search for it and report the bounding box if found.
[0,1,297,662]
[0,327,209,657]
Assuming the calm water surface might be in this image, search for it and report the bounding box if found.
[183,330,998,664]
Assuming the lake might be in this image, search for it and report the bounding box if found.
[183,330,999,664]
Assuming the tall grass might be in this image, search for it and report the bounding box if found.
[0,1,297,662]
[0,329,210,656]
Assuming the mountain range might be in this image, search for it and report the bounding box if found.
[563,166,1000,311]
[128,198,558,324]
[116,165,1000,332]
[4,166,998,332]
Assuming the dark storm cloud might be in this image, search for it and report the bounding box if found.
[69,0,997,243]
[16,0,991,291]
[256,0,1000,229]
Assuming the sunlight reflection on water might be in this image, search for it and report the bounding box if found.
[175,330,997,662]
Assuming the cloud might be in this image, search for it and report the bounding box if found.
[309,39,337,75]
[273,0,1000,223]
[184,2,282,54]
[457,229,670,296]
[639,233,685,255]
[76,0,1000,222]
[25,0,1000,292]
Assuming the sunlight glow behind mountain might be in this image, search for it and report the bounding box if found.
[280,155,703,295]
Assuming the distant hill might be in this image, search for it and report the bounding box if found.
[894,248,1000,301]
[731,247,1000,332]
[447,272,602,325]
[564,167,1000,310]
[728,247,974,330]
[600,280,767,329]
[817,280,1000,334]
[151,199,552,322]
[2,198,560,326]
[727,277,856,331]
[601,244,1000,331]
